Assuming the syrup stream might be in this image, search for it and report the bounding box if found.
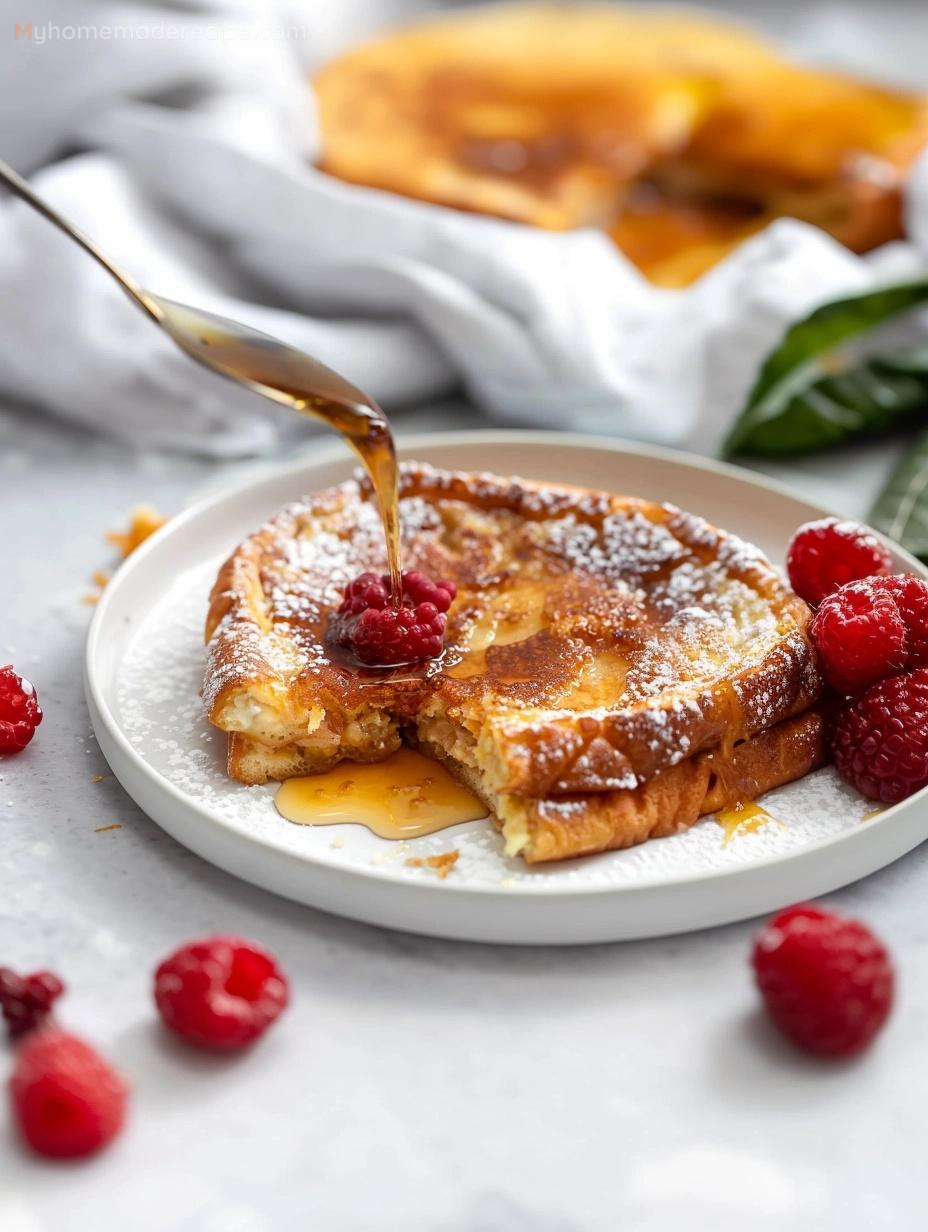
[152,300,403,602]
[0,162,404,605]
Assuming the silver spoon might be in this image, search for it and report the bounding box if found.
[0,157,402,595]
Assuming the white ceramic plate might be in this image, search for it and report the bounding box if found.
[85,431,928,944]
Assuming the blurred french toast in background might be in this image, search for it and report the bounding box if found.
[314,4,928,286]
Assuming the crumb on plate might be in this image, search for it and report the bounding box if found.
[405,849,459,879]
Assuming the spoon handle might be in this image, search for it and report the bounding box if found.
[0,157,162,324]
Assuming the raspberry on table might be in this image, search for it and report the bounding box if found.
[786,518,893,607]
[154,936,289,1051]
[0,968,65,1039]
[332,569,457,666]
[810,577,908,694]
[833,668,928,803]
[752,903,894,1058]
[0,665,43,754]
[9,1028,128,1158]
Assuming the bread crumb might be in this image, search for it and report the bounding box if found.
[85,506,170,605]
[405,849,459,880]
[330,836,345,848]
[94,823,122,834]
[91,775,104,784]
[107,505,168,558]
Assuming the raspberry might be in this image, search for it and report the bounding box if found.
[332,569,457,666]
[338,571,391,616]
[400,570,456,613]
[872,574,928,667]
[9,1028,128,1158]
[833,668,928,803]
[752,903,894,1058]
[154,936,289,1051]
[786,518,893,607]
[0,968,65,1039]
[0,665,43,754]
[349,602,446,665]
[810,578,907,694]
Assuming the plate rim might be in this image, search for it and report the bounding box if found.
[84,429,928,918]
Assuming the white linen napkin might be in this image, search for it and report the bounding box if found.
[1,0,926,456]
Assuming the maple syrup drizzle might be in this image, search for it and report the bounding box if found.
[274,748,486,839]
[862,805,887,822]
[155,302,403,601]
[715,801,779,846]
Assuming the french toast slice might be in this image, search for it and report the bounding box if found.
[204,465,826,863]
[314,5,928,286]
[418,707,828,863]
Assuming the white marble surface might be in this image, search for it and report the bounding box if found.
[1,397,925,1231]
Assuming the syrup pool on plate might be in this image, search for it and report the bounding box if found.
[715,801,779,846]
[274,748,487,839]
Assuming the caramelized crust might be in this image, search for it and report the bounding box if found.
[314,5,928,285]
[204,464,824,861]
[421,707,829,863]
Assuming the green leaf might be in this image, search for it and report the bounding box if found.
[723,280,928,457]
[870,428,928,561]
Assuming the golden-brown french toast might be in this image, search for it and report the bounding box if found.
[314,5,928,286]
[203,465,826,863]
